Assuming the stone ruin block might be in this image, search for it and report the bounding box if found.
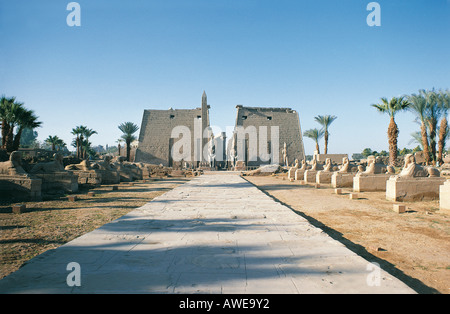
[331,172,355,188]
[294,169,305,181]
[33,172,78,193]
[96,169,120,184]
[353,174,392,192]
[439,180,450,214]
[316,171,334,184]
[386,153,445,202]
[386,176,445,202]
[304,170,318,184]
[0,175,42,201]
[72,170,102,186]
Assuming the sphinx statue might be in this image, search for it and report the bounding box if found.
[387,153,444,201]
[357,156,393,176]
[30,152,65,173]
[27,152,78,193]
[310,158,323,171]
[0,151,29,177]
[65,159,91,171]
[299,160,308,171]
[322,158,333,172]
[91,155,114,171]
[338,157,358,173]
[0,151,42,201]
[398,154,440,178]
[287,159,299,180]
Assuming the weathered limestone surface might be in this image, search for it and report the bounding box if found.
[316,171,334,184]
[32,172,78,193]
[353,174,392,192]
[295,169,305,181]
[386,176,446,202]
[439,180,450,213]
[0,174,415,294]
[331,173,355,188]
[0,151,42,201]
[0,175,42,201]
[386,153,444,201]
[29,152,79,193]
[304,170,318,184]
[72,170,102,186]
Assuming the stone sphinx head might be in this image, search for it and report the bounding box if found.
[0,151,28,176]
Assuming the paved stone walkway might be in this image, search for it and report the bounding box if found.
[0,174,416,294]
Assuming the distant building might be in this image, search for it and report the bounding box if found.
[135,92,211,167]
[135,93,305,169]
[231,105,305,168]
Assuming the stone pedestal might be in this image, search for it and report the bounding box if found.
[294,169,305,181]
[0,175,42,201]
[353,174,392,192]
[288,167,298,180]
[331,173,355,188]
[316,171,334,184]
[439,180,450,214]
[97,170,120,184]
[304,170,318,184]
[73,170,102,186]
[33,171,78,193]
[386,176,446,202]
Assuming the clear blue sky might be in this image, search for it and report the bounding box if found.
[1,0,449,156]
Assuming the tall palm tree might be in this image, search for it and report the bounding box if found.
[118,122,139,161]
[371,96,410,166]
[0,97,24,151]
[437,89,450,166]
[314,115,337,154]
[81,127,97,159]
[421,89,443,165]
[407,93,431,165]
[408,131,424,150]
[45,135,64,151]
[0,96,16,148]
[303,128,324,155]
[12,108,42,151]
[0,96,42,153]
[71,125,88,158]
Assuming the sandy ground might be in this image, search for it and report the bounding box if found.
[244,174,450,294]
[0,178,190,280]
[1,173,449,294]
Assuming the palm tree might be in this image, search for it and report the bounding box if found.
[118,122,139,161]
[81,127,97,159]
[303,128,324,155]
[437,89,450,166]
[0,97,24,152]
[71,125,94,159]
[0,96,42,153]
[12,108,42,151]
[421,89,443,165]
[71,126,84,158]
[45,135,64,151]
[314,115,337,154]
[371,96,410,166]
[408,131,424,150]
[0,96,16,148]
[407,93,431,165]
